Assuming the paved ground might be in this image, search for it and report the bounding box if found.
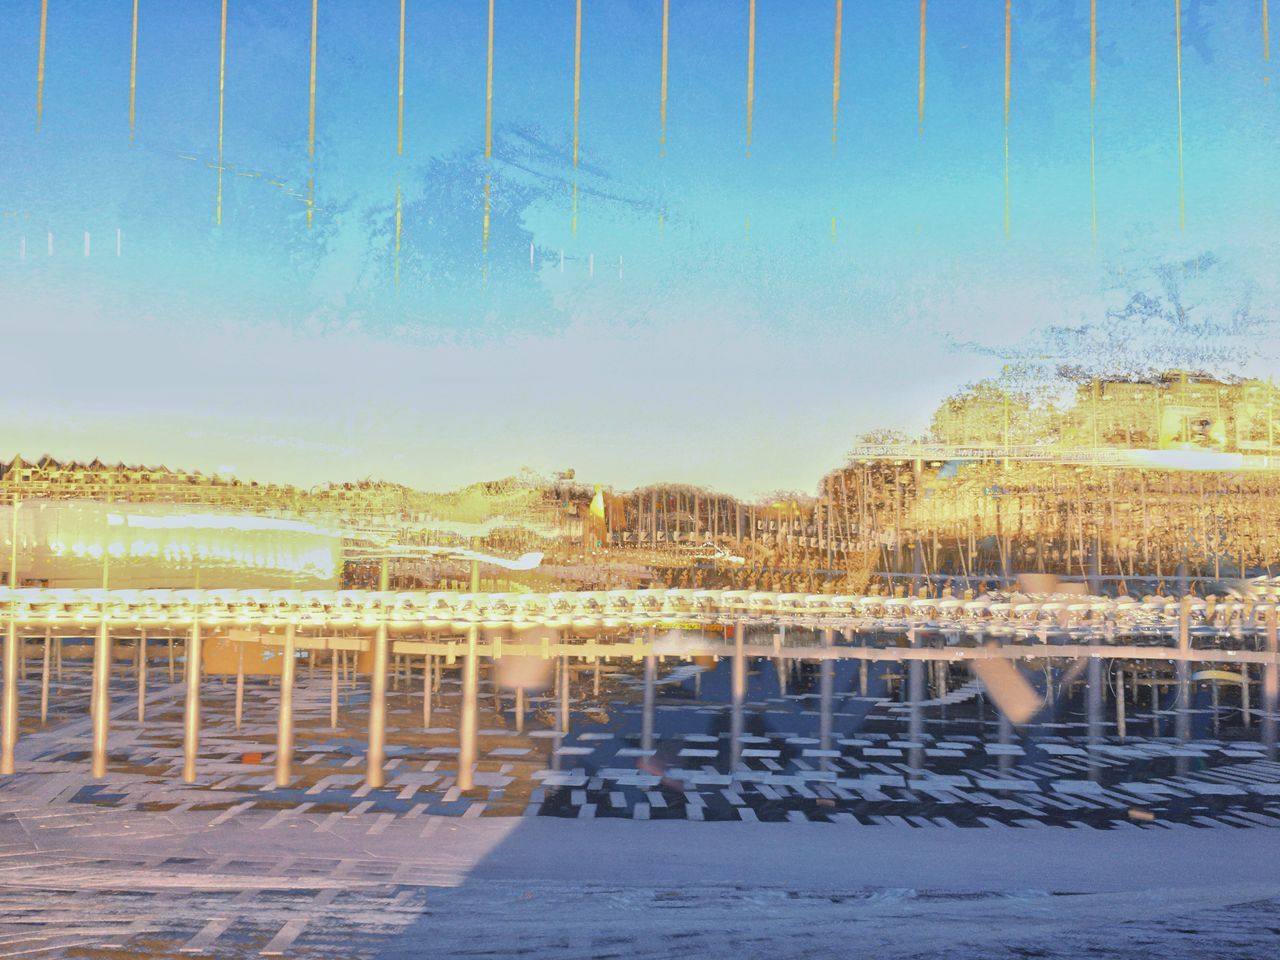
[0,654,1277,956]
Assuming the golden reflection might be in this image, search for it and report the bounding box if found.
[36,0,48,131]
[484,0,494,260]
[307,0,318,228]
[572,0,582,234]
[832,0,842,153]
[397,0,406,156]
[485,0,494,161]
[918,0,927,135]
[1090,0,1097,245]
[129,0,139,141]
[746,0,755,156]
[216,0,228,226]
[1175,0,1185,230]
[1004,0,1011,238]
[660,0,669,157]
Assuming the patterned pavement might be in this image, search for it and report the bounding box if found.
[0,653,1278,956]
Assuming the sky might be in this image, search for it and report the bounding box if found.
[1,0,1278,498]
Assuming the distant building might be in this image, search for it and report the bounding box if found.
[1056,372,1279,453]
[2,500,342,589]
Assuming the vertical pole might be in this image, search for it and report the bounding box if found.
[1,621,17,774]
[2,501,16,774]
[234,641,244,731]
[91,620,111,778]
[367,558,390,788]
[1241,664,1250,729]
[330,647,339,729]
[593,659,600,698]
[731,622,745,771]
[136,628,146,723]
[275,623,296,788]
[908,626,924,772]
[1211,678,1220,737]
[422,654,432,727]
[1087,656,1103,743]
[40,627,51,725]
[515,684,524,733]
[558,655,570,735]
[1151,669,1161,737]
[1264,607,1277,759]
[455,555,483,791]
[1176,595,1192,741]
[642,641,655,753]
[997,707,1013,774]
[182,620,202,784]
[1116,665,1127,742]
[820,628,834,763]
[457,624,479,790]
[167,637,175,682]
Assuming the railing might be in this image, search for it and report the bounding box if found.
[2,586,1276,644]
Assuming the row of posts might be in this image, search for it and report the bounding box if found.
[3,606,1279,783]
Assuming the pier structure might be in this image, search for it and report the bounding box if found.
[2,586,1277,784]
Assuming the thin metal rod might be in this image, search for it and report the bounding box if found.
[1,621,17,774]
[40,627,51,725]
[367,557,391,789]
[330,648,339,728]
[366,623,389,787]
[731,622,745,769]
[1116,666,1126,742]
[642,648,656,752]
[558,655,570,734]
[457,624,479,791]
[275,624,296,788]
[234,641,244,731]
[422,654,432,727]
[820,627,835,760]
[182,621,202,784]
[136,628,146,723]
[1264,608,1277,759]
[91,622,111,778]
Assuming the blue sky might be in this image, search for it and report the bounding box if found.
[1,1,1277,496]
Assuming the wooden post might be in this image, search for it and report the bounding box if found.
[1115,665,1126,742]
[182,620,202,784]
[366,559,391,788]
[457,624,479,790]
[136,628,146,723]
[820,628,834,759]
[1264,607,1277,759]
[642,641,655,752]
[1,621,17,774]
[275,623,296,788]
[422,654,432,727]
[731,622,745,770]
[40,627,51,725]
[91,621,111,779]
[558,655,570,735]
[233,641,244,730]
[330,647,339,729]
